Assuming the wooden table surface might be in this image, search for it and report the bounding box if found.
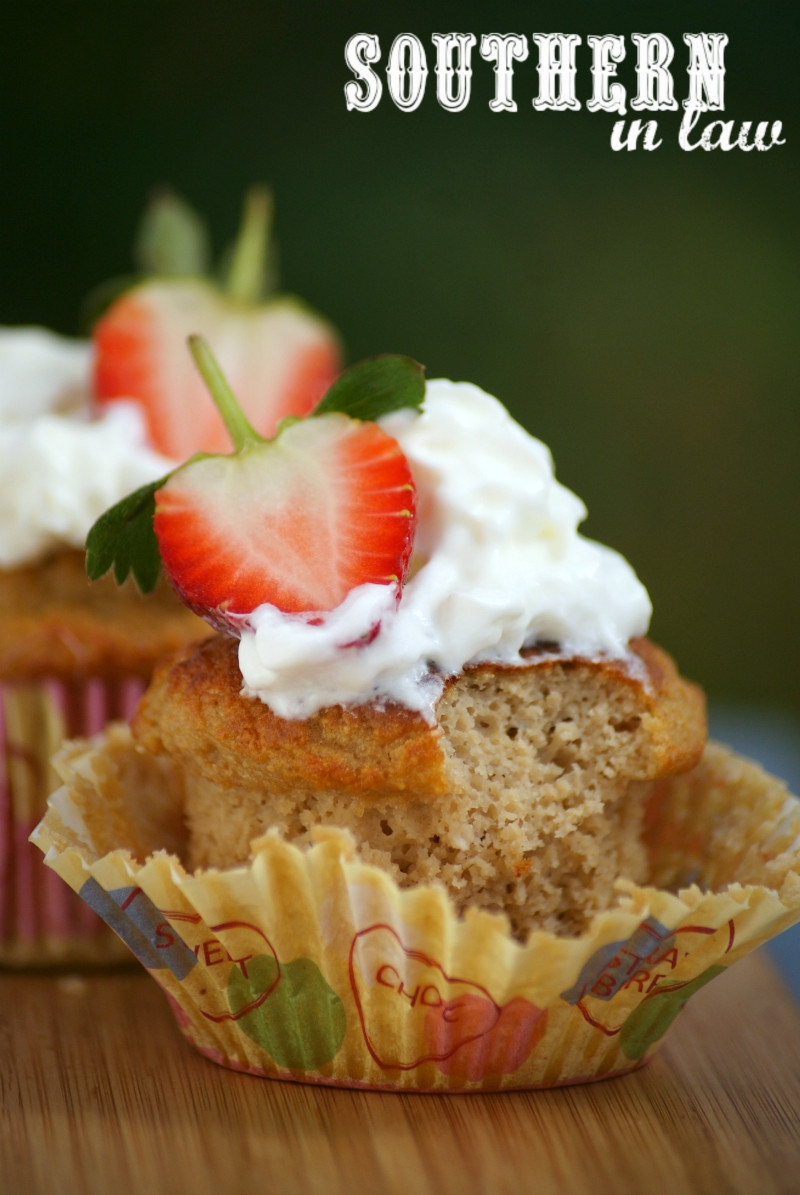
[2,948,799,1195]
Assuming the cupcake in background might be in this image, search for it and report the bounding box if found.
[2,188,342,966]
[0,324,203,966]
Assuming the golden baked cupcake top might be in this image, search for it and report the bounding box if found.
[133,632,705,937]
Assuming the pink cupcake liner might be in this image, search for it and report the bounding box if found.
[0,675,144,965]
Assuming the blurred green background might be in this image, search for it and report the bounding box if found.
[1,2,798,717]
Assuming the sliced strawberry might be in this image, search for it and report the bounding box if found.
[94,281,339,459]
[85,343,425,631]
[153,414,415,629]
[92,189,341,460]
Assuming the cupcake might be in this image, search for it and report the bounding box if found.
[32,352,800,1086]
[0,325,207,966]
[4,189,342,967]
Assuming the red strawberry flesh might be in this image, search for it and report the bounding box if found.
[93,279,340,459]
[153,413,416,629]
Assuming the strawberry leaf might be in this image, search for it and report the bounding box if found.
[86,476,169,592]
[134,188,211,278]
[312,355,425,422]
[81,191,211,332]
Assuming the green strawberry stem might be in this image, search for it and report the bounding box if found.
[225,186,273,305]
[188,335,264,452]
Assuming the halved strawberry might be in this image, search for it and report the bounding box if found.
[154,414,415,628]
[92,188,341,460]
[86,343,425,634]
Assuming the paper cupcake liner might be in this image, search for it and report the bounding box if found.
[0,677,145,966]
[31,729,800,1090]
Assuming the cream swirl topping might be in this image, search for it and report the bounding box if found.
[0,326,173,569]
[238,379,652,721]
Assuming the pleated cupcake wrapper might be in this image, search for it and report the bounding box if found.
[32,730,800,1090]
[0,677,145,966]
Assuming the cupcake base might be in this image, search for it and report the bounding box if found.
[31,730,800,1089]
[1,678,143,966]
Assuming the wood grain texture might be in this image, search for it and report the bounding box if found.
[2,949,799,1195]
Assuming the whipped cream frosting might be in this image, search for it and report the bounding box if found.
[238,379,652,721]
[0,326,174,569]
